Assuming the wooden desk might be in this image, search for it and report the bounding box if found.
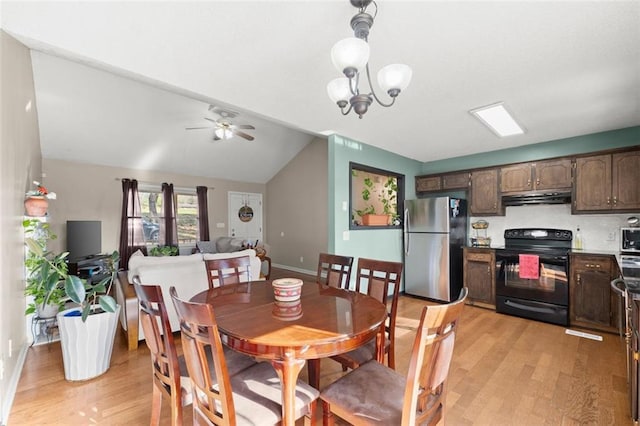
[190,280,387,426]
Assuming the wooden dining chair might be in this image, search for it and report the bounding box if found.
[135,283,258,426]
[134,282,190,426]
[331,257,403,370]
[169,286,319,426]
[320,288,468,426]
[316,253,354,289]
[204,255,251,289]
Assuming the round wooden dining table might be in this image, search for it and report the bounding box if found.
[190,279,387,426]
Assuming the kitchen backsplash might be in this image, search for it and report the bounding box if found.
[470,204,639,251]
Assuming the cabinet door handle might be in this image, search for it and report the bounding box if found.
[607,197,611,205]
[527,179,531,187]
[577,273,581,284]
[613,196,617,206]
[536,178,540,186]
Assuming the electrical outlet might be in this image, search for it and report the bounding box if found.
[300,256,304,263]
[8,339,12,358]
[607,232,616,241]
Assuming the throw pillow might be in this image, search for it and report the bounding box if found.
[196,240,217,254]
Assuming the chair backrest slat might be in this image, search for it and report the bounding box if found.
[205,255,252,289]
[316,253,354,289]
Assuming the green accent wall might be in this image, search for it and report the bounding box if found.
[422,126,640,174]
[328,135,422,264]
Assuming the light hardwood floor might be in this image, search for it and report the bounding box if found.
[10,268,630,425]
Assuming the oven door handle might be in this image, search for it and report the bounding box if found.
[504,299,557,315]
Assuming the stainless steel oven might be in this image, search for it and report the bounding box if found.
[495,228,572,326]
[622,227,640,253]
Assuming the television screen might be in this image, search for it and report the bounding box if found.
[66,220,102,262]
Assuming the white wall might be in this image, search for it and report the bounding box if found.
[0,31,43,424]
[471,203,639,251]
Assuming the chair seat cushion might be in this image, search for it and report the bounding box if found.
[320,360,405,425]
[226,362,319,425]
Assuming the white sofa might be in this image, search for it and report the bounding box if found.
[115,248,262,350]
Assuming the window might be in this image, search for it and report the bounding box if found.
[138,187,199,248]
[350,162,404,230]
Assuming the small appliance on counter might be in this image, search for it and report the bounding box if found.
[470,220,491,247]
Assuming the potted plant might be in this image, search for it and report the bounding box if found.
[24,181,56,217]
[149,244,179,256]
[56,250,120,381]
[23,219,67,318]
[354,175,399,226]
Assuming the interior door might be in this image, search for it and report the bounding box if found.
[228,192,263,243]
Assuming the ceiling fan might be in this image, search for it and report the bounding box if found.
[186,106,255,141]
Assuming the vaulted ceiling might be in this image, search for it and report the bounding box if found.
[3,1,639,183]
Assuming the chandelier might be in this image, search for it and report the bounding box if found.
[327,0,412,119]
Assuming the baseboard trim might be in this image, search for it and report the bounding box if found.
[2,342,29,425]
[271,263,315,277]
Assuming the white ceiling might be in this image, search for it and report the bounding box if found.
[3,1,639,184]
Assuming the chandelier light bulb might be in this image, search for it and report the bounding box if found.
[377,64,413,96]
[327,78,352,106]
[331,37,370,76]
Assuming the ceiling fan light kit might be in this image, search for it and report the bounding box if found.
[327,0,412,118]
[186,105,255,141]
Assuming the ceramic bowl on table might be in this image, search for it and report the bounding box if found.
[272,278,303,302]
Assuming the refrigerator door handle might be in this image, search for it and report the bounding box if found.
[404,208,410,255]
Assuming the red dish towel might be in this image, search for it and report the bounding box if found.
[519,254,540,279]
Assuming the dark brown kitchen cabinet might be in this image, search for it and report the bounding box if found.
[569,253,619,333]
[442,172,470,190]
[463,247,495,309]
[470,169,502,215]
[500,158,572,194]
[415,171,469,194]
[574,149,640,212]
[416,176,442,193]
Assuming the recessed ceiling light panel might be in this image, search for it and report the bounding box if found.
[470,102,525,137]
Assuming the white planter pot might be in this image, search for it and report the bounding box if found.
[56,304,121,381]
[36,303,60,319]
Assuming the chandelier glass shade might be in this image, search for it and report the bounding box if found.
[327,0,412,118]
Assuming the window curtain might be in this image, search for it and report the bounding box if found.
[196,186,210,241]
[119,179,145,270]
[162,182,178,247]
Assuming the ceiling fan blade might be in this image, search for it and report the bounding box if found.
[231,129,255,141]
[233,124,255,130]
[185,126,212,130]
[203,117,218,124]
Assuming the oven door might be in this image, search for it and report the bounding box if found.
[495,250,569,306]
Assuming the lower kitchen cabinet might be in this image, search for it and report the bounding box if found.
[463,247,495,309]
[569,253,620,333]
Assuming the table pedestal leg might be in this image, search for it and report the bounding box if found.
[271,351,306,426]
[307,358,320,389]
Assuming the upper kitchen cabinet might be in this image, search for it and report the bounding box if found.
[574,149,640,213]
[470,169,503,215]
[500,159,572,194]
[416,171,469,194]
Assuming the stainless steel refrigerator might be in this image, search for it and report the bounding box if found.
[403,197,467,301]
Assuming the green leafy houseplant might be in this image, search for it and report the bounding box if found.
[23,219,120,322]
[353,174,399,225]
[149,245,179,256]
[23,219,67,316]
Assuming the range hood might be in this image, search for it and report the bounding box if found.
[502,191,572,206]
